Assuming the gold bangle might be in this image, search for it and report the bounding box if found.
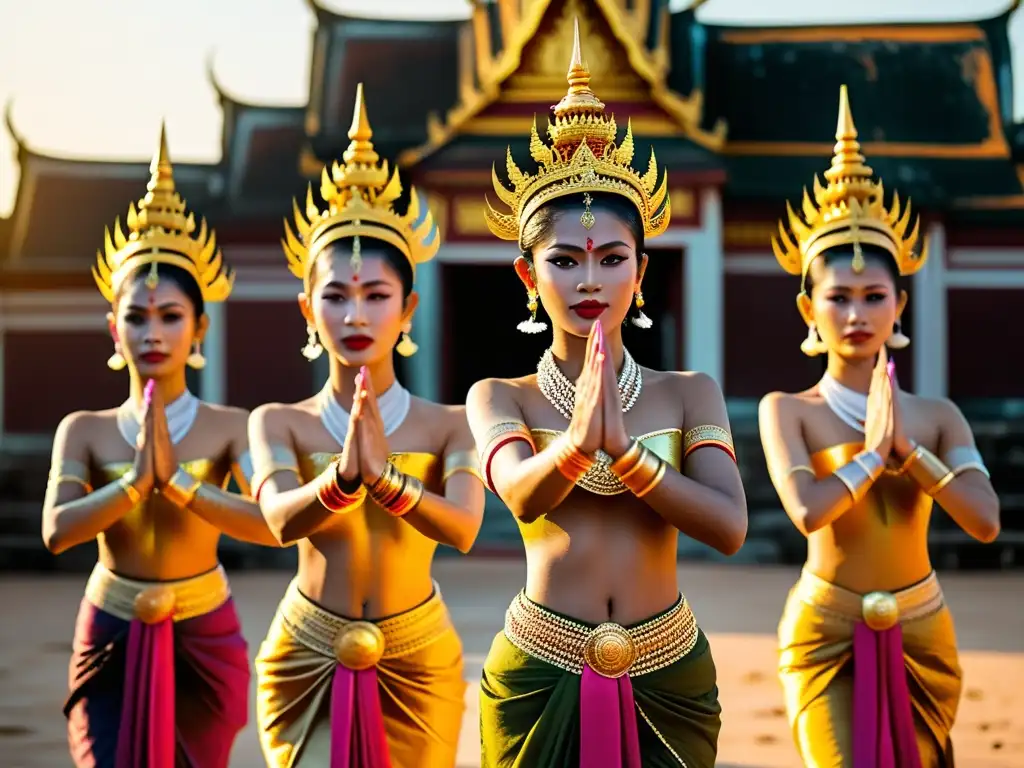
[48,474,94,494]
[118,473,142,505]
[832,451,883,504]
[367,462,423,517]
[443,449,483,483]
[926,471,957,497]
[786,465,817,479]
[617,445,666,497]
[315,463,366,514]
[552,435,594,483]
[904,445,952,495]
[609,440,644,477]
[159,468,202,508]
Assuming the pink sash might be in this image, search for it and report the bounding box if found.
[329,664,392,767]
[851,622,922,768]
[115,618,175,768]
[579,665,642,767]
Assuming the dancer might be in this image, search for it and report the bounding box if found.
[468,22,748,768]
[761,85,1001,767]
[42,125,276,767]
[250,83,485,768]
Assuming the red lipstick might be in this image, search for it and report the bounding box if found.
[341,335,374,351]
[139,351,169,364]
[571,300,608,320]
[843,331,873,344]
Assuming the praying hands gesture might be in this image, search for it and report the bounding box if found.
[354,366,392,485]
[567,322,630,458]
[148,382,179,489]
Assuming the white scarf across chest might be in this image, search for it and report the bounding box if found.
[818,373,867,434]
[317,380,411,447]
[116,389,200,448]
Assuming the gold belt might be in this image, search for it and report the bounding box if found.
[794,568,945,631]
[503,591,700,679]
[278,580,453,671]
[84,563,230,624]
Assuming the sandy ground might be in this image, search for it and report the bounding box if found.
[0,561,1021,768]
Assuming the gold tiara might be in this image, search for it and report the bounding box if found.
[282,83,439,289]
[93,124,233,304]
[772,85,927,287]
[485,18,670,248]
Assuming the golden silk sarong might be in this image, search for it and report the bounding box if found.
[255,580,466,768]
[778,569,962,767]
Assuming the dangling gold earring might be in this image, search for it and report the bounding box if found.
[301,326,323,360]
[630,288,652,329]
[107,344,127,371]
[800,324,828,357]
[187,341,206,370]
[396,323,418,357]
[887,320,910,349]
[517,288,547,333]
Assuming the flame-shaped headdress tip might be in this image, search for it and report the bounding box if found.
[483,19,670,246]
[772,85,928,285]
[282,83,441,287]
[92,124,233,305]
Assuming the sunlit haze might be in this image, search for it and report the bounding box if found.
[0,0,1021,216]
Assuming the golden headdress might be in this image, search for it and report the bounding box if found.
[93,124,233,305]
[282,83,439,289]
[772,85,927,289]
[485,18,670,248]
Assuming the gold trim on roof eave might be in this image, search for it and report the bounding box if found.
[718,24,987,45]
[398,0,726,169]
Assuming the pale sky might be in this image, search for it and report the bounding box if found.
[0,0,1021,216]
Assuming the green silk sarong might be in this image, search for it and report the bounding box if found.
[479,612,721,767]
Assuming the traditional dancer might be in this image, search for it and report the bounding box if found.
[42,125,276,767]
[249,83,485,768]
[468,22,748,768]
[760,86,1001,767]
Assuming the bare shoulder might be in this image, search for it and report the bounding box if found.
[55,408,115,438]
[466,375,533,411]
[250,397,319,432]
[410,398,472,446]
[759,386,820,418]
[903,392,963,423]
[655,369,723,407]
[198,402,249,433]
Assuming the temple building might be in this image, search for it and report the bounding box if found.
[1,0,1023,555]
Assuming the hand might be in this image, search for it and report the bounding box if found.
[864,348,894,460]
[567,321,604,455]
[336,374,363,484]
[888,358,914,460]
[355,367,391,485]
[130,382,156,495]
[149,384,177,487]
[599,330,630,457]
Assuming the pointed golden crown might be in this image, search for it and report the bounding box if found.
[772,85,928,287]
[283,83,439,288]
[93,124,233,304]
[485,18,670,248]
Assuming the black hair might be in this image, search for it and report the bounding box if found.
[316,238,414,299]
[804,243,903,294]
[115,262,205,320]
[520,192,645,268]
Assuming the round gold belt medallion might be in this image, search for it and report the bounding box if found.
[583,622,637,678]
[334,621,386,670]
[134,585,176,624]
[861,591,899,631]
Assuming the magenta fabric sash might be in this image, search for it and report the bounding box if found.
[579,665,642,768]
[329,664,392,767]
[851,622,922,768]
[115,618,175,768]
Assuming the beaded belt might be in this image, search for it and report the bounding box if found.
[504,591,700,678]
[794,568,945,631]
[84,563,230,624]
[278,580,453,670]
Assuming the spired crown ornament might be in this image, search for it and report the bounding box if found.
[93,123,234,304]
[484,18,670,248]
[771,85,928,290]
[282,83,440,290]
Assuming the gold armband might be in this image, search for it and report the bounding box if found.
[118,471,143,506]
[786,465,817,479]
[368,462,424,517]
[683,425,736,462]
[832,450,884,504]
[251,444,302,502]
[443,450,483,483]
[480,421,536,492]
[159,468,202,508]
[551,434,594,484]
[903,444,955,497]
[945,446,990,480]
[610,440,666,498]
[47,460,94,495]
[314,462,366,514]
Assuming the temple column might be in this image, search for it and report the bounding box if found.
[683,187,724,387]
[405,256,442,402]
[913,221,947,398]
[200,300,227,405]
